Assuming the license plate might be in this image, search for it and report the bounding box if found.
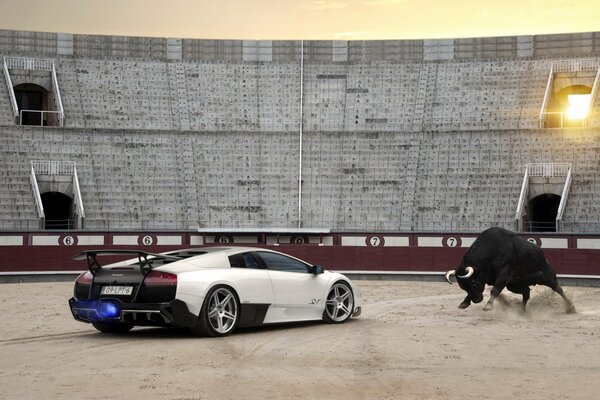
[101,286,133,295]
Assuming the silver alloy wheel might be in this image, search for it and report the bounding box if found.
[207,288,238,334]
[325,283,354,322]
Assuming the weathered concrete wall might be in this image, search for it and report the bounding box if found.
[1,56,592,133]
[1,30,599,232]
[2,29,600,134]
[2,30,600,60]
[0,126,299,230]
[1,126,598,231]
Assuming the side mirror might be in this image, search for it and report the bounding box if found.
[311,265,324,275]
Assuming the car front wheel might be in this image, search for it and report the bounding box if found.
[323,282,354,323]
[191,285,240,337]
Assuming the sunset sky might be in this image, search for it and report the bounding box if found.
[1,0,599,40]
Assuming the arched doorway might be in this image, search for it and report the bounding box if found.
[41,192,73,229]
[547,84,592,128]
[527,193,561,232]
[13,83,48,126]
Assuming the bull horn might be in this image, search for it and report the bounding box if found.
[445,270,456,284]
[457,266,475,279]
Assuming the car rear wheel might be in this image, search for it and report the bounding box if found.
[191,285,240,337]
[92,321,134,334]
[323,282,354,323]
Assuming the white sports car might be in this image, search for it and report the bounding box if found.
[68,247,362,336]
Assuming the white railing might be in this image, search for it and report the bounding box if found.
[31,160,76,175]
[514,166,530,232]
[51,61,64,127]
[19,110,63,126]
[539,63,554,128]
[72,164,86,227]
[539,111,587,128]
[539,61,600,128]
[556,168,573,232]
[587,66,600,119]
[4,57,64,127]
[552,59,600,73]
[29,163,45,229]
[515,163,572,232]
[527,162,571,177]
[4,57,53,71]
[2,57,19,120]
[31,160,85,229]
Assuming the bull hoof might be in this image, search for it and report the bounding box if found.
[566,304,576,314]
[458,302,470,309]
[483,304,493,311]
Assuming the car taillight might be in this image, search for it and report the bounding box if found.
[76,271,93,285]
[144,271,177,286]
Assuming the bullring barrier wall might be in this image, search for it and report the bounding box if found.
[0,230,598,276]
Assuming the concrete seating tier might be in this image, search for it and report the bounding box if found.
[0,126,598,232]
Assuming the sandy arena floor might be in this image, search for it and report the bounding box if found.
[1,280,599,400]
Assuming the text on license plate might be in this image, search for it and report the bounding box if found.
[101,286,133,295]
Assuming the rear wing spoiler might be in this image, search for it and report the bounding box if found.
[73,250,182,276]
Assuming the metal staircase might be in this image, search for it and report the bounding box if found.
[2,57,64,126]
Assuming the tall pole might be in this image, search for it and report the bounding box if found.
[298,40,304,229]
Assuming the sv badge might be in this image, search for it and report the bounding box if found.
[310,299,322,304]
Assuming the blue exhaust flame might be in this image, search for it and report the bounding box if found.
[97,302,120,319]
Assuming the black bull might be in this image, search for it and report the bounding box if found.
[445,227,575,313]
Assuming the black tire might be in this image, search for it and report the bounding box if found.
[190,285,240,337]
[92,321,134,334]
[323,281,354,324]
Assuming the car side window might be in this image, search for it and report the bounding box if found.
[256,252,310,273]
[243,253,261,269]
[229,253,245,268]
[228,253,262,269]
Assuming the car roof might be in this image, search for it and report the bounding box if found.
[154,246,305,272]
[101,246,311,272]
[163,246,310,266]
[165,246,269,256]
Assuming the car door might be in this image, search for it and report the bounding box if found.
[255,251,329,323]
[226,252,274,305]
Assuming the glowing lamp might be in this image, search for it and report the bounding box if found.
[567,94,591,120]
[97,302,120,319]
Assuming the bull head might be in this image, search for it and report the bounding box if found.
[444,266,475,284]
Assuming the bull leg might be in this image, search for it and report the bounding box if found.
[552,284,576,314]
[495,293,510,306]
[458,295,471,309]
[516,286,530,312]
[520,287,531,312]
[532,272,576,314]
[483,268,512,311]
[507,284,530,312]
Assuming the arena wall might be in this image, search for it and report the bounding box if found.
[0,230,598,276]
[0,29,599,233]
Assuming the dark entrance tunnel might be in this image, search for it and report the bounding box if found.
[41,192,73,229]
[527,193,561,232]
[13,83,48,126]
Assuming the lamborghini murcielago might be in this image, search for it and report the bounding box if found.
[68,247,362,336]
